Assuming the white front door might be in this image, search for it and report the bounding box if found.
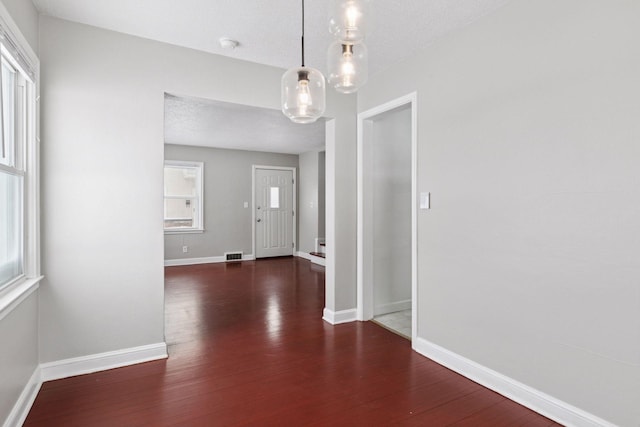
[255,168,294,258]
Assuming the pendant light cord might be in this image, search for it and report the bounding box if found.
[301,0,305,67]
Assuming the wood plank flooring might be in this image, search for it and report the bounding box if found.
[24,257,561,426]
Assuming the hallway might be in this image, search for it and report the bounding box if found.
[25,257,558,425]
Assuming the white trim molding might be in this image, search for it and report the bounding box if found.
[5,343,169,426]
[165,254,255,267]
[163,160,205,233]
[413,337,616,427]
[356,92,418,346]
[0,1,38,78]
[374,299,411,317]
[322,308,357,325]
[323,119,337,323]
[0,276,42,322]
[3,367,41,427]
[40,342,168,382]
[295,251,326,267]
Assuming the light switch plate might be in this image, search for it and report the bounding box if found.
[243,202,249,208]
[420,192,430,210]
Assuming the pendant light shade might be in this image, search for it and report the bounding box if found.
[328,0,370,43]
[327,41,368,94]
[282,0,326,124]
[282,67,325,124]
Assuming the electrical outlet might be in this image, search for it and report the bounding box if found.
[182,246,188,253]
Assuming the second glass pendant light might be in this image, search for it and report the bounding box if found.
[327,0,370,94]
[327,41,368,94]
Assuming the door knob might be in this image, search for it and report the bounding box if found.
[257,219,261,222]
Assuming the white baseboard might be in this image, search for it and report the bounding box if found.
[322,308,357,325]
[165,254,255,267]
[40,342,168,382]
[295,251,326,266]
[413,337,616,427]
[374,299,411,316]
[3,367,41,427]
[3,343,168,426]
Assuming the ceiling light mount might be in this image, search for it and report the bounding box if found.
[219,38,239,50]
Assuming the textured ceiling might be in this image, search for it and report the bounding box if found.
[32,0,512,77]
[164,94,325,155]
[35,0,512,153]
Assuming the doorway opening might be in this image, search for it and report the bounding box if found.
[357,93,417,342]
[163,94,336,322]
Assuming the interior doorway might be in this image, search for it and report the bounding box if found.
[357,93,417,342]
[163,94,336,324]
[253,166,296,258]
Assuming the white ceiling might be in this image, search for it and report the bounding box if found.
[33,0,512,154]
[164,94,325,155]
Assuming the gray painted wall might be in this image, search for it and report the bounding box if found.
[371,106,412,315]
[0,1,39,425]
[39,15,356,363]
[298,151,326,254]
[164,144,298,260]
[358,1,640,425]
[331,114,358,312]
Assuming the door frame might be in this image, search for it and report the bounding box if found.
[252,165,297,258]
[356,92,418,342]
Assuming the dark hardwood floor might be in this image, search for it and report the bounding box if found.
[25,257,561,426]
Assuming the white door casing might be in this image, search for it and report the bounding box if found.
[357,92,418,343]
[254,166,295,258]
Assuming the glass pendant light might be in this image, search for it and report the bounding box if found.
[282,0,325,124]
[328,0,370,43]
[327,41,368,94]
[282,68,325,124]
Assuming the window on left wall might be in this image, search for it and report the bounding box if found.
[164,161,204,233]
[0,48,33,290]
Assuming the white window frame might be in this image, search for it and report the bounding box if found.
[0,58,25,290]
[0,4,42,312]
[163,160,204,234]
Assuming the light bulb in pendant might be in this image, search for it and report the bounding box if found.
[340,46,356,88]
[297,76,311,106]
[345,4,360,29]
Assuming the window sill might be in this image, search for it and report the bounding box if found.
[0,276,43,322]
[164,229,205,235]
